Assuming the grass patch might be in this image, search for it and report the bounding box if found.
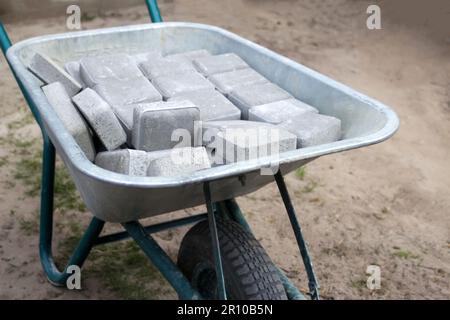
[7,113,34,130]
[19,215,39,236]
[10,136,38,156]
[54,164,86,211]
[350,278,367,289]
[0,156,8,167]
[301,180,318,193]
[392,249,420,260]
[13,148,85,212]
[90,241,172,299]
[295,167,306,180]
[81,12,96,22]
[14,150,42,196]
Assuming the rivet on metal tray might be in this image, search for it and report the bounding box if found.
[238,174,246,186]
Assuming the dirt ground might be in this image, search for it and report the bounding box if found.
[0,0,449,299]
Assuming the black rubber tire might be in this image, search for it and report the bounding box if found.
[177,218,288,300]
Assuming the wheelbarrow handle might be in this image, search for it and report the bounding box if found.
[0,22,11,55]
[145,0,163,23]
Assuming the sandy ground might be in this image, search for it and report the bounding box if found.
[0,0,449,299]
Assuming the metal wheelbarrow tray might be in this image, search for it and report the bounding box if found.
[6,22,398,222]
[1,2,398,299]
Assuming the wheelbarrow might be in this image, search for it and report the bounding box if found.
[0,0,399,300]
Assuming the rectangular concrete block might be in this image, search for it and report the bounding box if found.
[130,51,162,65]
[166,49,211,65]
[208,68,268,95]
[146,147,211,177]
[139,57,196,80]
[228,83,292,119]
[79,53,143,87]
[193,53,249,76]
[152,71,214,99]
[108,104,135,137]
[42,82,95,161]
[278,113,342,148]
[64,60,85,88]
[168,89,241,121]
[116,99,197,136]
[93,76,162,107]
[202,120,297,165]
[95,149,149,176]
[248,99,318,124]
[132,101,200,151]
[72,88,127,151]
[28,52,82,96]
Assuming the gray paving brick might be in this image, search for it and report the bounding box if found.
[95,149,149,176]
[248,99,318,124]
[42,82,95,161]
[193,53,249,76]
[208,68,268,94]
[202,120,297,165]
[146,147,211,177]
[132,101,200,151]
[169,89,241,121]
[166,49,211,65]
[93,76,162,107]
[130,50,162,65]
[152,71,214,99]
[108,104,135,138]
[64,60,85,88]
[278,112,342,148]
[79,53,143,87]
[28,52,82,97]
[139,57,196,80]
[228,83,292,119]
[114,99,196,137]
[72,88,127,151]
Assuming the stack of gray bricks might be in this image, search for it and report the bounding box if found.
[78,53,163,140]
[34,48,343,178]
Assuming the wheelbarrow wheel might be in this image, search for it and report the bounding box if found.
[177,218,287,300]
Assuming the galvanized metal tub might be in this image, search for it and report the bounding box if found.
[6,22,399,222]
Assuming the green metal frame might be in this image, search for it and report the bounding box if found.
[0,0,319,300]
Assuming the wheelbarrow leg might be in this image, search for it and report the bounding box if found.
[203,182,227,300]
[274,171,320,300]
[39,136,105,286]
